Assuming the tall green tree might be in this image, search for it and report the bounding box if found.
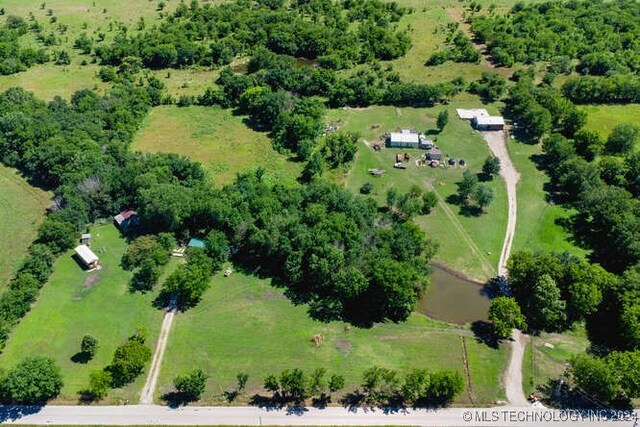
[1,357,63,404]
[489,297,527,339]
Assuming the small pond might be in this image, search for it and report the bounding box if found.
[416,264,492,325]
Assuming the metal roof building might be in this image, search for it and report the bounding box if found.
[75,244,99,269]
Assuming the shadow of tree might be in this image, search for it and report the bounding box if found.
[471,320,500,349]
[70,351,91,364]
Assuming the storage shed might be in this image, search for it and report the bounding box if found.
[472,116,505,131]
[75,244,99,269]
[388,130,420,148]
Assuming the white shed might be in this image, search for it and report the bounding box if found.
[75,244,99,269]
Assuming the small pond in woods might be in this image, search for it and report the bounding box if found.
[416,264,492,325]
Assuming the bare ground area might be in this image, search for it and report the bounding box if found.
[504,330,530,406]
[481,131,520,276]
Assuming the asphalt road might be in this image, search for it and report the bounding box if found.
[2,405,638,426]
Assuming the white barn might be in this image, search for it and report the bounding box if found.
[472,116,505,131]
[388,129,433,149]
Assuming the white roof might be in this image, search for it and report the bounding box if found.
[81,233,91,239]
[389,132,420,143]
[75,244,98,265]
[475,116,505,125]
[456,108,489,120]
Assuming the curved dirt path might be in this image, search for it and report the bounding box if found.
[480,131,520,276]
[140,297,177,404]
[504,330,530,406]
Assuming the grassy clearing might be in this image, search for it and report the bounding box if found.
[0,63,106,101]
[582,104,640,138]
[521,327,589,397]
[507,140,588,257]
[132,105,301,187]
[328,102,507,281]
[0,224,164,404]
[157,269,508,406]
[0,165,51,291]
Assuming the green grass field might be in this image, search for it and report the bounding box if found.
[583,104,640,138]
[0,224,164,404]
[132,105,301,187]
[0,165,51,291]
[522,327,589,397]
[327,102,506,281]
[157,269,508,406]
[507,140,588,257]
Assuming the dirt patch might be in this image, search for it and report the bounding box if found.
[334,339,352,356]
[84,273,101,290]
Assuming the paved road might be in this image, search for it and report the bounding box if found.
[2,405,637,426]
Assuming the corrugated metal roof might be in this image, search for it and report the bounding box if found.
[389,132,420,143]
[75,244,98,264]
[474,116,505,125]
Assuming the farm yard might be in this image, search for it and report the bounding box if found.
[327,103,507,281]
[0,0,638,415]
[0,225,164,404]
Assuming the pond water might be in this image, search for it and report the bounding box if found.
[416,264,492,325]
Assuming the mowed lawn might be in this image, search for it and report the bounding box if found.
[0,165,51,291]
[582,104,640,138]
[132,106,301,186]
[521,328,589,396]
[158,270,508,406]
[507,140,588,257]
[328,103,507,281]
[0,225,164,404]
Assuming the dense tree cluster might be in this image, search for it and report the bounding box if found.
[505,78,585,140]
[507,251,616,333]
[122,233,176,292]
[95,0,411,70]
[0,356,63,404]
[569,350,640,407]
[0,16,48,75]
[159,247,214,309]
[562,74,640,104]
[202,172,437,325]
[471,0,640,71]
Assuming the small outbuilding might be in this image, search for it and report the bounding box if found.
[80,233,91,245]
[114,209,139,229]
[472,116,505,131]
[188,238,207,249]
[426,148,443,161]
[75,244,99,270]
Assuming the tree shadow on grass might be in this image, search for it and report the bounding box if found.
[445,194,483,217]
[470,320,500,349]
[70,351,91,364]
[0,405,43,423]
